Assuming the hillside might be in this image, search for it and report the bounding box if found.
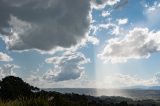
[0,76,160,106]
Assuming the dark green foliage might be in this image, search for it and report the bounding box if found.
[0,76,39,100]
[0,97,50,106]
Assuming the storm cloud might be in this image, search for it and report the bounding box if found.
[0,0,91,51]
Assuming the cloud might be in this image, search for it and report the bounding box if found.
[117,18,128,25]
[145,1,160,13]
[26,74,95,88]
[29,72,160,88]
[154,72,160,84]
[87,36,99,45]
[0,64,19,79]
[0,52,13,62]
[0,0,93,52]
[91,0,120,9]
[26,75,45,87]
[97,73,160,88]
[102,11,110,17]
[144,1,160,25]
[98,27,160,63]
[44,52,90,82]
[94,22,126,36]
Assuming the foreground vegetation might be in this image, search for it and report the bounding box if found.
[0,94,159,106]
[0,76,159,106]
[0,97,50,106]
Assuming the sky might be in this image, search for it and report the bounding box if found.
[0,0,160,88]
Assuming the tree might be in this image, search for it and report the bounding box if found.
[0,76,39,100]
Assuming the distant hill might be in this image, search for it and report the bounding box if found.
[127,86,160,90]
[148,86,160,90]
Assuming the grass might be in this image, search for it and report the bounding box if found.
[0,97,50,106]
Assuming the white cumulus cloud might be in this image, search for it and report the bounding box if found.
[102,11,111,17]
[44,52,90,82]
[98,27,160,63]
[0,64,19,79]
[0,52,13,62]
[117,18,128,25]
